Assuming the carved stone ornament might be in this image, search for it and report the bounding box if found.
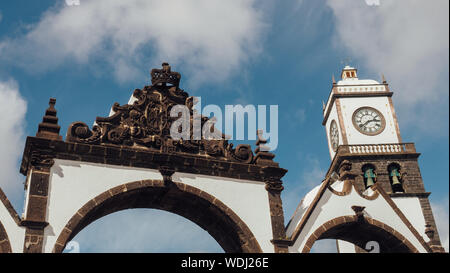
[66,63,257,164]
[338,160,355,180]
[29,150,55,171]
[425,224,435,240]
[265,181,284,192]
[261,166,286,192]
[351,205,366,222]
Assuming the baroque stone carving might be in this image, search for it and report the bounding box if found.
[29,149,55,171]
[338,160,355,180]
[261,166,286,192]
[66,63,256,164]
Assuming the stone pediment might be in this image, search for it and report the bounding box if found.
[20,63,286,190]
[65,63,270,166]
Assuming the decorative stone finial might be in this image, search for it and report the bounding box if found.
[338,160,355,180]
[150,62,181,87]
[351,205,366,222]
[36,98,62,140]
[254,130,277,166]
[159,166,175,185]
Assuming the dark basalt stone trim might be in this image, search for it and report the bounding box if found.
[0,221,12,253]
[270,239,293,247]
[0,187,22,226]
[390,192,431,198]
[302,215,419,253]
[20,220,49,229]
[23,228,45,253]
[20,136,287,183]
[267,191,288,253]
[21,168,52,253]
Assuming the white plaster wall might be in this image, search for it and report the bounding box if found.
[0,200,26,253]
[392,196,428,242]
[339,96,400,145]
[336,240,356,253]
[43,159,273,253]
[43,159,163,253]
[289,186,427,253]
[174,172,274,253]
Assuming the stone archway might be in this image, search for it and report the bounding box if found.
[302,215,419,253]
[53,179,262,253]
[0,221,12,253]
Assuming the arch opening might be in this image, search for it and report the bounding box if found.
[303,216,418,253]
[53,180,262,253]
[63,209,224,253]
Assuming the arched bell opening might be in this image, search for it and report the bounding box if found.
[388,163,405,193]
[362,164,377,189]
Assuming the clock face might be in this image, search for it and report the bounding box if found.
[352,107,385,135]
[330,120,339,151]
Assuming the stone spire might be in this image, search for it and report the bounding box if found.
[36,98,62,140]
[254,129,277,166]
[381,73,387,84]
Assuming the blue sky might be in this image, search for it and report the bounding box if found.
[0,0,448,252]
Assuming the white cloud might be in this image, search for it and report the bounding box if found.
[0,79,27,209]
[326,0,449,137]
[0,0,266,86]
[431,198,449,252]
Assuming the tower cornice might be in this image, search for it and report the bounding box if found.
[322,90,393,125]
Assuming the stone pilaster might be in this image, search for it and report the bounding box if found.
[261,165,289,253]
[22,98,61,253]
[22,165,52,253]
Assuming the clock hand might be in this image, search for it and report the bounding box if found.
[360,118,379,127]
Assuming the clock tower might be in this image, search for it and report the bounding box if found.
[323,65,402,159]
[322,66,445,252]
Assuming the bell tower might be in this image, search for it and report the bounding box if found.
[322,66,445,252]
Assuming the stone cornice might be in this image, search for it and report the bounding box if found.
[20,136,287,184]
[325,144,420,178]
[390,192,431,198]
